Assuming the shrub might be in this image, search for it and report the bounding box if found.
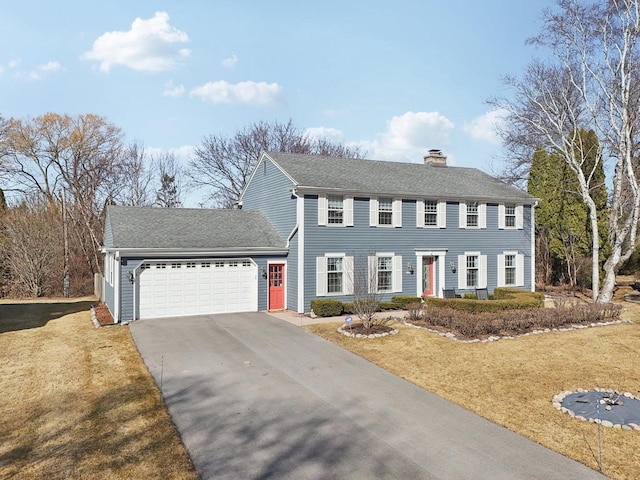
[408,301,622,338]
[406,302,424,321]
[310,299,343,317]
[391,296,423,308]
[379,301,399,310]
[425,288,544,313]
[342,302,354,314]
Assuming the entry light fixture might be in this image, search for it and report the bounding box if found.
[127,271,135,284]
[406,262,414,275]
[450,261,456,273]
[261,267,268,279]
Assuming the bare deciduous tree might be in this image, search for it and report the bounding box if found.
[2,198,62,297]
[119,141,155,207]
[154,153,183,208]
[493,0,640,301]
[189,119,366,208]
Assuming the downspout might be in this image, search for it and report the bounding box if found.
[531,201,538,292]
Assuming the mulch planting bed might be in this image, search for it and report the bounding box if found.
[92,303,115,326]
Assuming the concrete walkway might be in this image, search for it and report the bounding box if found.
[130,313,607,480]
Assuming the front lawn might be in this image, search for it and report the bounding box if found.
[0,298,197,480]
[304,299,640,480]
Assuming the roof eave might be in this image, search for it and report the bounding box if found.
[102,247,289,256]
[294,186,536,203]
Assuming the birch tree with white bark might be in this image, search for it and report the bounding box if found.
[493,0,640,302]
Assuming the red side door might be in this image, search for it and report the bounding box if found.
[268,264,285,310]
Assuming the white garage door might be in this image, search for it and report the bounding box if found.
[138,259,258,319]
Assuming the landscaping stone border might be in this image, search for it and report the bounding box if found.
[402,318,630,343]
[90,307,101,328]
[553,388,640,431]
[337,324,399,339]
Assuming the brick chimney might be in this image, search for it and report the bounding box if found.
[424,149,447,166]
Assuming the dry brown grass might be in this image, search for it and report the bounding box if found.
[0,298,197,480]
[305,299,640,480]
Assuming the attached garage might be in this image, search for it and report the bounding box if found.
[102,206,287,323]
[138,259,258,319]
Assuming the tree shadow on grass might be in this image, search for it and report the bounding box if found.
[0,301,94,334]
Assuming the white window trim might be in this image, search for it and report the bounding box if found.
[318,194,353,227]
[368,253,402,293]
[457,251,487,289]
[316,253,354,296]
[498,203,524,230]
[370,197,402,227]
[458,201,486,229]
[417,200,446,228]
[497,251,525,287]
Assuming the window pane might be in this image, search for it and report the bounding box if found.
[505,254,515,285]
[466,255,478,288]
[505,204,516,227]
[327,257,343,293]
[425,200,437,226]
[328,196,344,224]
[377,256,392,291]
[378,198,392,225]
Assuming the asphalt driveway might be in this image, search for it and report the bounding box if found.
[130,313,607,480]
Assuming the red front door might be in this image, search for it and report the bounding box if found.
[422,257,434,296]
[268,264,285,310]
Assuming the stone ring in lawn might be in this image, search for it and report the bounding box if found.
[553,388,640,430]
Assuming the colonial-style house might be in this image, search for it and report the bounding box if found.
[102,150,536,322]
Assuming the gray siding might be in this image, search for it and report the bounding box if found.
[104,215,113,247]
[303,196,533,312]
[242,157,297,240]
[120,258,143,322]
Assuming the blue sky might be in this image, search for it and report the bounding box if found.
[0,1,553,206]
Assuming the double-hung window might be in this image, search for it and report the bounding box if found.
[459,201,486,229]
[327,196,343,225]
[425,200,438,226]
[370,197,402,227]
[466,255,479,287]
[499,203,523,229]
[457,252,487,289]
[316,255,354,296]
[367,254,402,293]
[497,251,524,287]
[378,198,393,226]
[466,202,479,227]
[327,257,343,294]
[318,194,353,226]
[377,256,393,291]
[417,200,446,228]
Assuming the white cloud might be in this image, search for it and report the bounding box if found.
[463,108,507,145]
[17,61,63,80]
[304,127,345,143]
[162,80,185,97]
[83,11,190,72]
[8,58,21,69]
[357,111,454,162]
[147,145,194,161]
[189,80,282,106]
[221,53,237,68]
[0,66,3,75]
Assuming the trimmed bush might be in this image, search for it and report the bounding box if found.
[310,299,343,317]
[379,301,399,310]
[425,288,544,313]
[342,302,354,314]
[391,296,423,308]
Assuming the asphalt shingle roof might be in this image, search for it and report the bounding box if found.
[105,206,286,250]
[266,152,534,201]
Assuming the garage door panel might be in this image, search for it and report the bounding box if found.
[139,260,258,319]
